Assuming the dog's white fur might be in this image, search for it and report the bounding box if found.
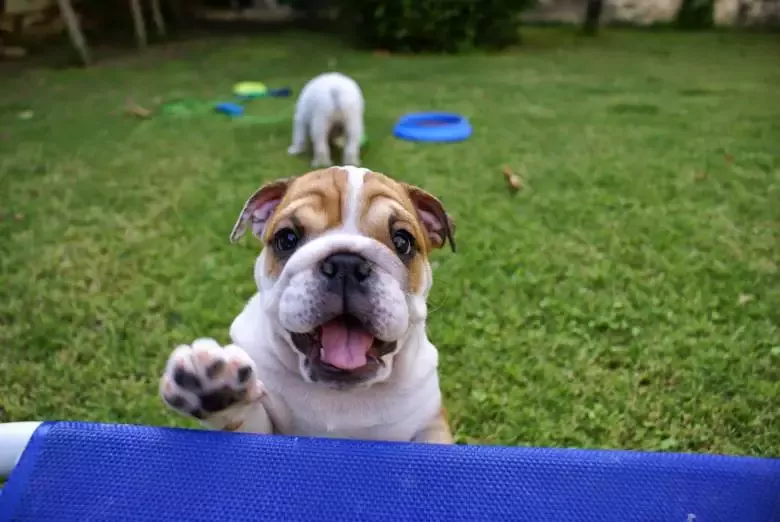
[160,166,448,442]
[287,73,365,168]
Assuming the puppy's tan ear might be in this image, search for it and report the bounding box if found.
[403,184,456,253]
[230,178,294,243]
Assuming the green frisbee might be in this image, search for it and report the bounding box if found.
[234,82,267,98]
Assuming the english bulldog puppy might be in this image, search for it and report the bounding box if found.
[287,72,365,168]
[160,166,455,443]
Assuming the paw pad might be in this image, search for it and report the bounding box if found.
[160,339,263,421]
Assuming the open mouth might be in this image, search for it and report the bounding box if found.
[291,315,395,380]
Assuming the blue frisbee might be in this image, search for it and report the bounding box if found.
[215,102,244,117]
[267,87,293,98]
[393,112,472,143]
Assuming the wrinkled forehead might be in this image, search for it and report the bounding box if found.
[264,166,421,239]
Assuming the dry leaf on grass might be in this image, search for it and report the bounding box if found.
[737,294,753,306]
[125,99,152,119]
[502,164,524,193]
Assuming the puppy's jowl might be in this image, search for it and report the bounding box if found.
[160,166,455,443]
[287,72,365,168]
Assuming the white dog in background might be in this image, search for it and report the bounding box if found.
[287,72,365,168]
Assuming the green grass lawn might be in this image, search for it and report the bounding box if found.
[1,28,778,456]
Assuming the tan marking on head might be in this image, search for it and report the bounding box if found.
[358,171,430,294]
[264,167,349,277]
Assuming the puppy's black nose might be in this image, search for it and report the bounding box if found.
[319,253,372,285]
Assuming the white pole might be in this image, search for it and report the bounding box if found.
[56,0,92,66]
[150,0,166,37]
[0,422,42,478]
[129,0,148,49]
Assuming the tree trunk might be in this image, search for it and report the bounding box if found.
[129,0,148,48]
[56,0,91,66]
[583,0,603,36]
[150,0,166,36]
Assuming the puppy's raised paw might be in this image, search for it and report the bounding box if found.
[160,339,263,426]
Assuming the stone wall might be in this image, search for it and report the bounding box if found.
[523,0,780,26]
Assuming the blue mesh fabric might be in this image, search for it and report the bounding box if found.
[1,422,778,522]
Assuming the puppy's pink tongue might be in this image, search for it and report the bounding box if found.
[320,319,374,370]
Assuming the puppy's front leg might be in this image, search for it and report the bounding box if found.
[412,408,454,444]
[160,338,273,434]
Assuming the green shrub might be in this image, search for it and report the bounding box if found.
[675,0,714,29]
[334,0,535,53]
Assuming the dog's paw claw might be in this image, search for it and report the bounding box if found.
[160,339,263,422]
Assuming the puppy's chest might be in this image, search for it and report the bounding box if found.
[263,378,438,442]
[285,405,416,442]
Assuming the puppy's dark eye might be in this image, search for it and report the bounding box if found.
[272,227,300,254]
[392,230,415,257]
